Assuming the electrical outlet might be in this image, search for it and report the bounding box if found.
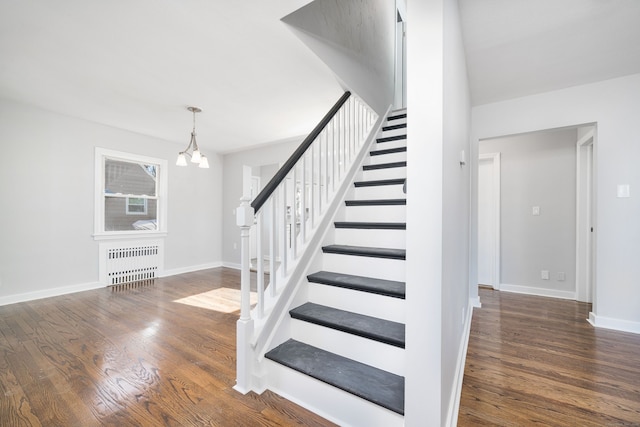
[233,242,237,250]
[558,272,566,281]
[541,270,550,280]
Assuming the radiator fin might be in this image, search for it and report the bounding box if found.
[106,244,160,286]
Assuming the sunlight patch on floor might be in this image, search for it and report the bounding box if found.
[174,288,257,313]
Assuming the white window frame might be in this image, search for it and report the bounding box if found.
[94,148,168,240]
[126,197,148,215]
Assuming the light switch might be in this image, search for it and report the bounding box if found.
[532,206,540,216]
[617,184,630,198]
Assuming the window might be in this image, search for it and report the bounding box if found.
[94,148,168,239]
[126,197,148,215]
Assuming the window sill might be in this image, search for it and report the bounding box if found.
[93,231,168,241]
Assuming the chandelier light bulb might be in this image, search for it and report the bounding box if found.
[199,155,210,169]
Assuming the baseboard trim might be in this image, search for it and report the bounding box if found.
[500,283,576,300]
[161,262,223,277]
[222,261,241,270]
[0,281,104,307]
[445,300,474,427]
[588,312,640,335]
[0,262,227,307]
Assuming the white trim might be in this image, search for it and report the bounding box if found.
[588,312,640,335]
[94,147,168,239]
[222,261,241,270]
[0,262,228,306]
[575,128,596,303]
[0,281,103,307]
[500,283,576,300]
[470,296,481,308]
[161,262,223,277]
[93,231,168,241]
[478,152,500,290]
[444,300,474,427]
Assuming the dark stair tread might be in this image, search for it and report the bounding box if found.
[345,199,406,206]
[382,123,407,131]
[265,339,404,415]
[370,146,407,156]
[354,178,405,187]
[290,303,405,348]
[376,134,407,143]
[363,161,406,171]
[387,113,407,121]
[334,221,405,230]
[308,271,405,299]
[322,244,406,260]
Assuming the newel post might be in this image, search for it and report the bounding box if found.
[234,166,255,394]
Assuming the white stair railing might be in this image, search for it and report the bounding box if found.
[234,92,378,393]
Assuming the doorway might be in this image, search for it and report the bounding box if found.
[477,152,500,289]
[575,126,596,303]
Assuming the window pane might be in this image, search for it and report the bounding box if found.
[105,159,157,196]
[126,197,147,215]
[105,197,157,231]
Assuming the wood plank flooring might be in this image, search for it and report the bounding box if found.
[458,288,640,426]
[0,268,335,426]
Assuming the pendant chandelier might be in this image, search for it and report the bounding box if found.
[176,106,209,168]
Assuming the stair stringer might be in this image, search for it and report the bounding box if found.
[248,105,393,392]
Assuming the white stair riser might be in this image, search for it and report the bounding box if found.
[385,117,406,126]
[379,128,407,138]
[334,228,406,250]
[307,282,405,323]
[322,253,405,282]
[344,205,406,222]
[371,139,407,151]
[266,361,405,427]
[354,184,405,200]
[362,167,407,181]
[290,320,405,376]
[368,151,407,164]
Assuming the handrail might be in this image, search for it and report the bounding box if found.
[251,91,352,213]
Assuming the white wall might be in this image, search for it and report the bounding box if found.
[480,129,577,297]
[0,99,223,303]
[441,0,472,423]
[282,0,396,114]
[221,138,301,267]
[406,0,472,425]
[471,73,640,333]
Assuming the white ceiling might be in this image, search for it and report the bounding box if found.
[1,1,640,151]
[0,0,342,153]
[459,0,640,105]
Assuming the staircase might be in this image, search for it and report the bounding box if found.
[264,109,407,426]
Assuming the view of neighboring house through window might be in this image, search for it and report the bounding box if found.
[104,158,158,231]
[94,148,167,237]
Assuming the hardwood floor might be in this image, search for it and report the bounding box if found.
[0,268,335,426]
[458,288,640,426]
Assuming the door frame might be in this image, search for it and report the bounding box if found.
[478,152,501,290]
[394,1,407,109]
[575,128,596,303]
